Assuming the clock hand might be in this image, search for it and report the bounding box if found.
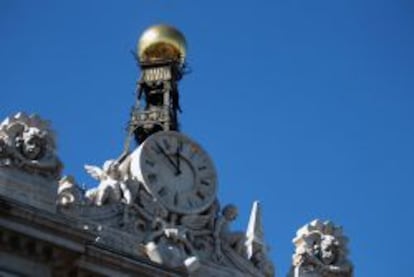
[175,142,182,175]
[155,142,179,172]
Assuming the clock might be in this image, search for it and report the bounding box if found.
[129,131,217,214]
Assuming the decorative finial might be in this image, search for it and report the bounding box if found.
[138,24,187,65]
[246,201,266,259]
[245,201,275,277]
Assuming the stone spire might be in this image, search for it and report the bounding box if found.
[245,201,266,259]
[245,201,275,277]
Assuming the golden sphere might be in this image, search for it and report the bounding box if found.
[138,24,187,64]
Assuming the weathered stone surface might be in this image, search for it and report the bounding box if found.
[0,113,62,212]
[0,113,278,276]
[57,154,275,276]
[0,168,58,212]
[288,219,353,277]
[0,194,186,276]
[0,113,62,180]
[52,128,275,276]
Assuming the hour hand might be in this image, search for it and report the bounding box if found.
[155,142,179,172]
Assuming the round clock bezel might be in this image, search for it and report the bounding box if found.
[130,131,218,214]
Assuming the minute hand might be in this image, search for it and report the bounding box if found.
[155,142,179,172]
[175,144,182,175]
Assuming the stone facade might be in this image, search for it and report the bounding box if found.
[0,113,354,277]
[0,113,274,276]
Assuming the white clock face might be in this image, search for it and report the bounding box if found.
[130,131,217,214]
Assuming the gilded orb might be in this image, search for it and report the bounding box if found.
[138,24,187,64]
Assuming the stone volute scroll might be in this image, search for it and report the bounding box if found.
[289,219,353,277]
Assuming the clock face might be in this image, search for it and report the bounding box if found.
[130,131,217,214]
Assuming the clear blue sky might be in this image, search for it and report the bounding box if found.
[1,1,413,275]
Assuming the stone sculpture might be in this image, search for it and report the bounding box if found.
[57,175,83,207]
[53,152,274,276]
[143,211,200,272]
[245,201,275,277]
[289,219,353,277]
[213,204,246,262]
[0,112,62,179]
[0,23,356,277]
[84,160,137,206]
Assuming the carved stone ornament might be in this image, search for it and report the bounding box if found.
[57,175,83,207]
[0,109,275,276]
[0,112,62,179]
[84,160,139,206]
[56,151,275,276]
[289,219,353,277]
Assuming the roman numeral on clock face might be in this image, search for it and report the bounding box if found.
[145,159,155,167]
[196,190,206,200]
[158,186,168,197]
[147,173,157,184]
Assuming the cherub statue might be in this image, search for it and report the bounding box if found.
[84,160,135,206]
[15,126,46,160]
[291,220,353,277]
[142,207,200,271]
[213,204,246,262]
[318,235,340,266]
[0,113,62,178]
